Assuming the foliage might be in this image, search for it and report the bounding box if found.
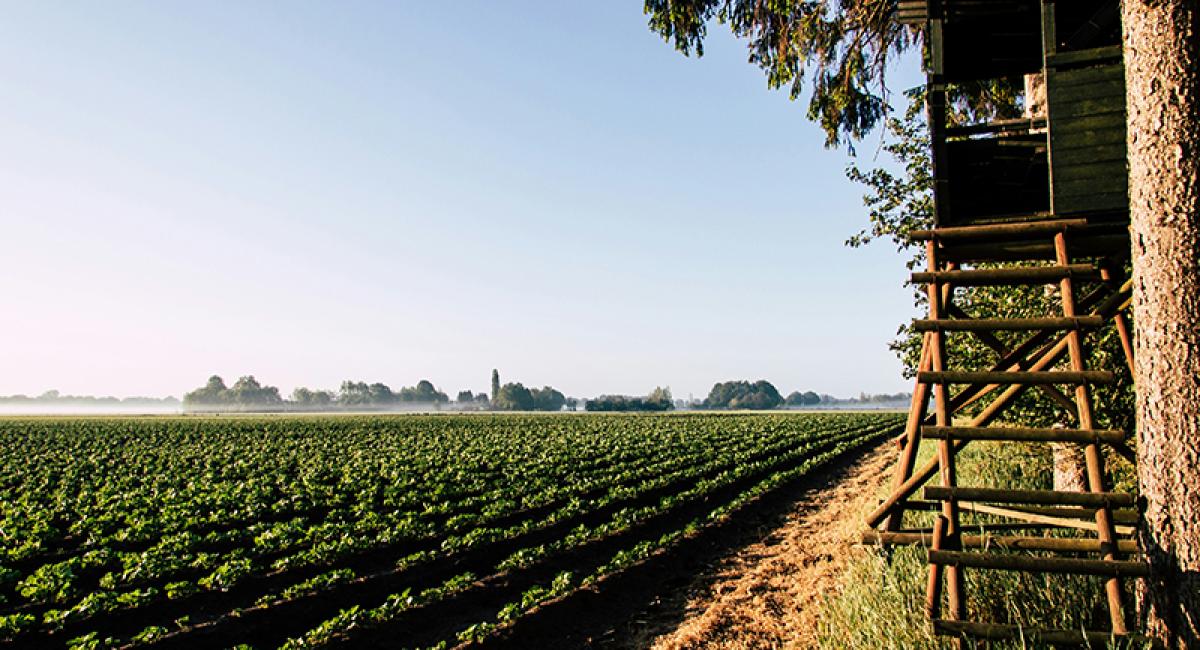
[785,390,823,406]
[185,376,450,411]
[644,0,915,147]
[183,375,281,408]
[703,380,783,409]
[585,387,674,412]
[492,383,565,411]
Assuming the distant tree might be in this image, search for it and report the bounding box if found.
[184,375,230,406]
[291,387,335,408]
[456,390,475,403]
[474,392,490,404]
[530,386,566,412]
[493,382,534,411]
[185,374,282,409]
[647,386,672,407]
[703,380,782,410]
[338,380,372,406]
[229,376,282,406]
[491,369,500,403]
[399,380,448,404]
[802,390,821,405]
[565,397,579,411]
[368,383,395,405]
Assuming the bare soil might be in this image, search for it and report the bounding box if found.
[638,441,894,649]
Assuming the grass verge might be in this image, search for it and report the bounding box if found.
[815,439,1147,649]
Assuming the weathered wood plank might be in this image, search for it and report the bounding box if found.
[1055,177,1128,198]
[1054,162,1129,185]
[1055,191,1129,215]
[1052,99,1125,121]
[1051,112,1126,134]
[1047,64,1125,89]
[1051,143,1126,166]
[1046,45,1122,68]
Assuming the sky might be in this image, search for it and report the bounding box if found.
[0,2,924,402]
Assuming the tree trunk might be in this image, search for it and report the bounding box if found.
[1051,442,1088,493]
[1123,1,1200,646]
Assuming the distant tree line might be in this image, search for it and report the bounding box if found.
[183,375,455,411]
[0,390,179,406]
[175,372,911,413]
[182,370,578,413]
[585,387,673,412]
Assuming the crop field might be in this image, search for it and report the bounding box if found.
[0,412,900,649]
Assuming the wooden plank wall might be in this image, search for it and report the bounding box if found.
[1047,58,1129,215]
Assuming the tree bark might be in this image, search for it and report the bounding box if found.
[1051,442,1088,493]
[1123,1,1200,647]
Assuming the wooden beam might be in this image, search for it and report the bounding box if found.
[908,219,1089,241]
[912,265,1100,286]
[955,502,1136,536]
[921,425,1125,444]
[918,370,1114,385]
[862,530,1139,554]
[912,316,1104,331]
[924,486,1136,508]
[927,550,1149,577]
[932,620,1157,647]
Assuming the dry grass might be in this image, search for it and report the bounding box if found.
[642,442,896,650]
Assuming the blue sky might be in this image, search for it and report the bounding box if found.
[0,2,922,401]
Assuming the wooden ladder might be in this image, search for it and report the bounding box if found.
[863,219,1154,647]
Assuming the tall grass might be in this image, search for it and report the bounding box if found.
[816,440,1148,649]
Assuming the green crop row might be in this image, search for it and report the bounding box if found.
[0,412,900,648]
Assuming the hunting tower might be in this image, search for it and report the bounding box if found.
[864,0,1150,645]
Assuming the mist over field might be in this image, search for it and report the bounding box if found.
[0,402,182,416]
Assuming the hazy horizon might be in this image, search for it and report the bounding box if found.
[2,3,923,403]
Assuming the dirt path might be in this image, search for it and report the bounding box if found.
[631,441,895,650]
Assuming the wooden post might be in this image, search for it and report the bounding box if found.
[926,515,948,621]
[1100,263,1135,375]
[887,331,933,531]
[1055,232,1127,633]
[925,240,965,622]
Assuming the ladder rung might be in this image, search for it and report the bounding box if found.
[911,264,1100,286]
[908,219,1089,241]
[924,486,1137,508]
[917,370,1115,385]
[863,530,1138,553]
[901,500,1140,523]
[922,425,1126,444]
[912,316,1104,331]
[940,233,1130,264]
[927,550,1149,577]
[933,620,1157,646]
